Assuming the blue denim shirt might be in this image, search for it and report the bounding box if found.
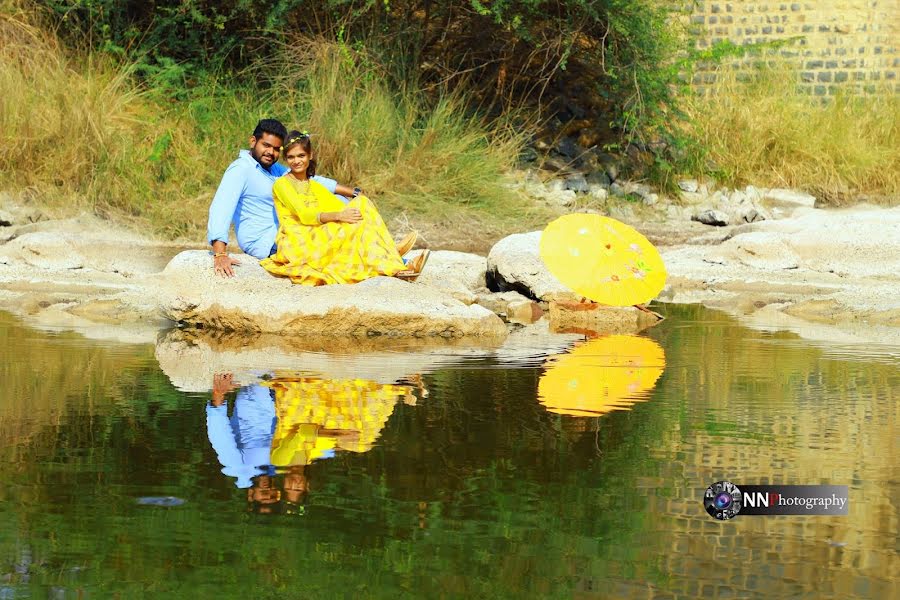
[207,150,337,259]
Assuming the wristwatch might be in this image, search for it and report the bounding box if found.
[352,187,361,198]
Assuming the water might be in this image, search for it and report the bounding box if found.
[0,306,896,598]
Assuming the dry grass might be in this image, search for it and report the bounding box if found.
[684,64,900,205]
[0,4,541,244]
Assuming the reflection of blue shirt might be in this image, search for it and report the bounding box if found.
[207,150,337,259]
[206,384,276,488]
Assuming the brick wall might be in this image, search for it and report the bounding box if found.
[686,1,899,95]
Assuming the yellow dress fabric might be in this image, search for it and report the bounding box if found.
[259,175,406,285]
[265,377,408,467]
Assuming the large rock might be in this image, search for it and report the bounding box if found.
[407,250,486,304]
[486,231,578,302]
[0,216,185,275]
[157,250,507,339]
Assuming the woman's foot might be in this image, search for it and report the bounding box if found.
[395,231,418,256]
[395,249,430,281]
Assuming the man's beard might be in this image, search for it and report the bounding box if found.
[251,147,275,166]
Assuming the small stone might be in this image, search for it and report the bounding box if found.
[586,171,612,186]
[678,179,699,193]
[692,210,730,226]
[518,147,539,164]
[588,186,608,201]
[597,153,620,182]
[506,299,543,324]
[763,188,817,209]
[556,137,581,159]
[546,178,566,193]
[544,190,577,207]
[743,208,766,223]
[609,182,626,197]
[730,190,748,205]
[564,174,589,193]
[679,191,704,204]
[541,156,570,172]
[642,193,659,206]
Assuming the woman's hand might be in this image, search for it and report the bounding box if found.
[338,208,362,223]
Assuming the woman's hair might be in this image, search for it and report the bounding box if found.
[283,130,316,178]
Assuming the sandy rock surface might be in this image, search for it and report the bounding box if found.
[406,249,486,304]
[661,205,900,344]
[158,250,507,339]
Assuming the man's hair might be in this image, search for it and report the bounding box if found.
[252,118,287,141]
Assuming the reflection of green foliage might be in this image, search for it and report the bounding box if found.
[0,308,897,597]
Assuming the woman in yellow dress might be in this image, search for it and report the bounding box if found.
[260,131,429,285]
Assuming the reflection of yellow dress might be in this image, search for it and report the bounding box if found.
[264,378,408,466]
[259,176,405,285]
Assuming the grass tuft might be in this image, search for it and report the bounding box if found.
[684,64,900,204]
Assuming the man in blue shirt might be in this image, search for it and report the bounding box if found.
[207,119,347,277]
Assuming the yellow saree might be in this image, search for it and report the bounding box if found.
[260,175,405,285]
[264,377,409,466]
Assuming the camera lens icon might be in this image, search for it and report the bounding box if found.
[714,492,733,510]
[705,481,742,520]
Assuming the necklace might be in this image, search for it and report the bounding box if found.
[288,173,311,194]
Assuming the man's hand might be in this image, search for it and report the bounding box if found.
[212,372,239,406]
[338,208,362,224]
[213,253,241,277]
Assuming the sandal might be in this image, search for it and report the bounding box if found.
[395,231,418,256]
[395,249,430,282]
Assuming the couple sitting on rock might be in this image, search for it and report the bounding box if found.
[207,119,428,284]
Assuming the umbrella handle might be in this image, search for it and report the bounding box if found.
[634,304,665,321]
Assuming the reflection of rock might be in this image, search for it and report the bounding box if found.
[486,231,578,301]
[158,251,507,339]
[154,317,589,392]
[155,327,505,392]
[548,301,662,335]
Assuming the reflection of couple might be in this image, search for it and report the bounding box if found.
[208,373,421,510]
[207,119,428,283]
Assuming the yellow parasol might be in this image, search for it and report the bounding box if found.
[537,335,666,417]
[539,214,667,306]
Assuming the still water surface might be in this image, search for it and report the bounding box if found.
[0,306,897,598]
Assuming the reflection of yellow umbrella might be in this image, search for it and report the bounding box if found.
[539,214,667,306]
[538,335,666,417]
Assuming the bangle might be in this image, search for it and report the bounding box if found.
[316,212,322,224]
[213,252,228,258]
[352,187,361,198]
